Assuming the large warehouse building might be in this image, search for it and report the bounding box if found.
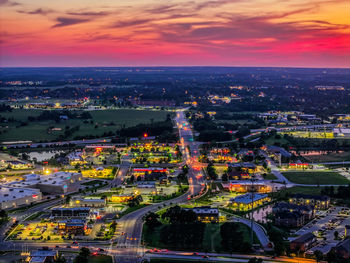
[0,186,42,210]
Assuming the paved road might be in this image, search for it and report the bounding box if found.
[230,216,270,249]
[112,109,205,263]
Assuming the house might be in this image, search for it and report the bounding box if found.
[333,238,350,259]
[290,233,316,252]
[191,206,219,223]
[289,194,330,210]
[275,211,305,228]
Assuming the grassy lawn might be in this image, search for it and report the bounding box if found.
[265,136,290,146]
[282,171,349,185]
[264,173,277,180]
[88,255,112,263]
[302,151,350,163]
[82,180,104,186]
[0,109,171,142]
[143,223,259,253]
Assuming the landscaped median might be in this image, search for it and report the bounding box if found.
[282,171,349,185]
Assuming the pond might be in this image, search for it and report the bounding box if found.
[252,204,273,223]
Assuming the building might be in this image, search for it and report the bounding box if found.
[0,186,42,209]
[289,194,330,210]
[110,194,136,203]
[29,248,58,263]
[273,202,315,220]
[275,211,305,228]
[57,219,87,235]
[333,128,350,137]
[9,172,83,194]
[265,145,292,159]
[191,206,219,223]
[290,233,316,252]
[333,238,350,259]
[228,162,257,173]
[222,181,272,193]
[229,193,270,211]
[51,207,90,219]
[70,196,106,208]
[66,151,86,166]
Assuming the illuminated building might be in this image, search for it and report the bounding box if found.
[190,206,219,223]
[70,196,106,208]
[57,219,87,235]
[222,181,272,193]
[229,193,270,211]
[288,194,330,210]
[110,194,136,203]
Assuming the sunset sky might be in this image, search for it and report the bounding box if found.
[1,0,350,67]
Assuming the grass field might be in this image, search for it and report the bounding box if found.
[0,109,171,142]
[143,223,258,253]
[302,151,350,163]
[282,171,349,185]
[88,255,112,263]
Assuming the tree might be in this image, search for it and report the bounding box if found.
[314,250,323,263]
[54,254,67,263]
[143,212,161,230]
[333,230,339,240]
[73,247,90,263]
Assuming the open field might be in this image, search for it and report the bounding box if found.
[301,151,350,163]
[282,171,349,185]
[0,109,171,142]
[143,223,258,253]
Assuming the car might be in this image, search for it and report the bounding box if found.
[98,248,105,252]
[55,245,59,248]
[66,245,71,248]
[192,252,198,255]
[202,255,209,258]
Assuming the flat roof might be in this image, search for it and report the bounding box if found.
[0,186,40,202]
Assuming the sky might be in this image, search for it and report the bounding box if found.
[0,0,350,68]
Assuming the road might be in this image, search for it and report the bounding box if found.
[112,109,205,263]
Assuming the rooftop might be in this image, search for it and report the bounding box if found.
[0,186,41,202]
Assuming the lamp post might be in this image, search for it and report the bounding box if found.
[250,174,257,245]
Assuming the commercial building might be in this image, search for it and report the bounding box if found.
[333,128,350,137]
[0,186,42,209]
[222,181,272,193]
[290,233,316,252]
[228,162,257,173]
[29,248,58,263]
[289,194,330,210]
[70,196,106,208]
[9,172,82,194]
[51,207,90,219]
[229,193,270,211]
[192,206,219,223]
[57,219,87,235]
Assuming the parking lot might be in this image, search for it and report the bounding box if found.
[293,206,350,254]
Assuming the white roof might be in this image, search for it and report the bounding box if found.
[0,186,40,202]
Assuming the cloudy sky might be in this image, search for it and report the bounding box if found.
[0,0,349,67]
